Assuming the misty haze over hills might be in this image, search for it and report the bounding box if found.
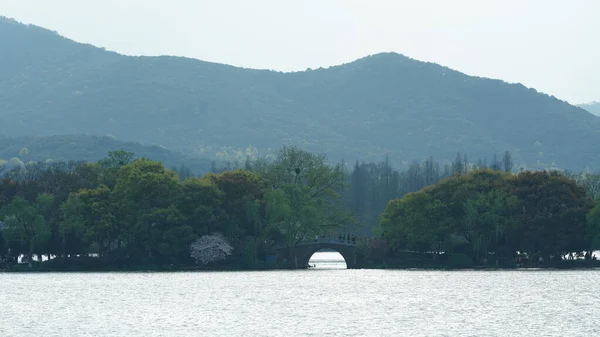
[0,134,215,174]
[580,102,600,116]
[1,17,600,170]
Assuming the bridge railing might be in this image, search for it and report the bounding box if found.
[302,238,357,245]
[274,237,359,249]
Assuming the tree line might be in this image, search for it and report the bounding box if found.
[379,169,600,267]
[343,151,518,234]
[1,147,599,270]
[0,147,351,270]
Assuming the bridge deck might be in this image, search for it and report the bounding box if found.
[274,239,356,249]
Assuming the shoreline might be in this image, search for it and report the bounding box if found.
[3,264,600,273]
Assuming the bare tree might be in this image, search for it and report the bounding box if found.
[189,233,233,265]
[580,172,600,200]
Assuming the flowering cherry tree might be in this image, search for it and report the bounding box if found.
[189,233,233,265]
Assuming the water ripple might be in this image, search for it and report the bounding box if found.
[1,263,599,336]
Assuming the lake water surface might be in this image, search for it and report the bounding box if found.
[2,252,600,336]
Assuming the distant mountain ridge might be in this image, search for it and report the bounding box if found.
[0,134,216,175]
[2,16,600,170]
[580,102,600,116]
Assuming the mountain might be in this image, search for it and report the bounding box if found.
[0,134,216,175]
[580,102,600,116]
[2,17,600,170]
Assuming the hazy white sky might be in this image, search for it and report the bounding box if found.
[1,0,598,103]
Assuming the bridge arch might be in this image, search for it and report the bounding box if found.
[306,248,350,269]
[276,241,358,269]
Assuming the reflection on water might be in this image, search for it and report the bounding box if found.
[308,251,347,269]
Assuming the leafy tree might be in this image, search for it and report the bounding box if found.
[586,200,600,253]
[463,190,518,264]
[59,195,87,256]
[0,195,52,268]
[379,168,592,266]
[98,150,136,188]
[113,158,180,259]
[257,147,352,247]
[203,170,267,239]
[99,150,135,168]
[508,171,592,258]
[178,177,222,235]
[265,185,325,248]
[380,191,452,256]
[68,187,118,257]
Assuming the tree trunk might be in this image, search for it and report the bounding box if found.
[28,238,34,270]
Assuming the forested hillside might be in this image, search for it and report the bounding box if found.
[2,17,600,170]
[0,135,217,175]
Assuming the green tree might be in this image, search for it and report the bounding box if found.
[113,158,180,260]
[265,185,323,247]
[59,195,88,256]
[509,171,592,258]
[586,200,600,253]
[463,190,518,264]
[0,195,52,268]
[203,170,267,239]
[70,187,118,257]
[380,191,452,256]
[98,150,136,188]
[257,147,352,245]
[178,177,223,235]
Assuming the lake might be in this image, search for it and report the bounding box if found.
[1,252,599,336]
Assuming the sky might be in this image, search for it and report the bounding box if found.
[1,0,598,104]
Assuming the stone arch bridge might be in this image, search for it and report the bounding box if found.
[274,239,358,269]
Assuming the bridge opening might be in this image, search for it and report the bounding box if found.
[308,249,347,269]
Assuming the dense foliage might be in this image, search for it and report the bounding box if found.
[344,151,519,234]
[0,148,351,270]
[2,17,600,170]
[2,146,599,270]
[379,169,600,266]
